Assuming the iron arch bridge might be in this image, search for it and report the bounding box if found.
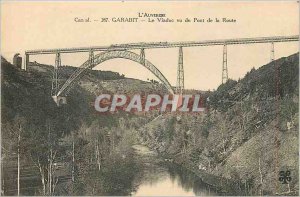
[57,50,174,96]
[24,35,299,106]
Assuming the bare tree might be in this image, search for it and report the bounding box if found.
[33,123,59,196]
[258,157,263,196]
[95,139,101,171]
[17,123,21,196]
[12,116,26,196]
[72,134,75,182]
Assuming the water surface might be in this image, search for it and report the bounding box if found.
[132,145,218,196]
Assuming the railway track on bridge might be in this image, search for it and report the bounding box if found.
[25,35,298,55]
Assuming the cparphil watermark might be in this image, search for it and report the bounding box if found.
[94,94,207,113]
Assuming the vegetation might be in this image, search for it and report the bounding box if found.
[1,52,299,196]
[139,53,299,195]
[1,58,148,195]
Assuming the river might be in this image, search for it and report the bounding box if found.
[15,144,221,196]
[131,145,219,196]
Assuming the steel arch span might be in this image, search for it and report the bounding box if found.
[57,50,175,96]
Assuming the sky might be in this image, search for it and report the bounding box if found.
[1,1,299,90]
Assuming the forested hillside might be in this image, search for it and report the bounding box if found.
[139,53,299,196]
[1,53,299,196]
[1,57,163,195]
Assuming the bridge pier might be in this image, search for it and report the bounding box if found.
[270,42,274,62]
[176,46,184,94]
[222,44,228,84]
[51,52,61,96]
[89,49,94,69]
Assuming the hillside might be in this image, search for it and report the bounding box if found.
[1,53,298,196]
[138,53,299,195]
[1,57,166,195]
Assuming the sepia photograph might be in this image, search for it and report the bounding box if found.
[1,1,299,196]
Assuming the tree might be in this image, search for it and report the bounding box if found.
[1,115,26,196]
[27,120,62,195]
[217,114,229,153]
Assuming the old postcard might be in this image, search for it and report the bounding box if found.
[1,0,299,196]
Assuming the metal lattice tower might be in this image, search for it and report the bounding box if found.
[176,46,184,94]
[222,44,228,84]
[51,52,61,96]
[270,42,274,62]
[89,49,94,69]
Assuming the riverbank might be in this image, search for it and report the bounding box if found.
[132,144,220,196]
[171,159,245,196]
[134,144,244,196]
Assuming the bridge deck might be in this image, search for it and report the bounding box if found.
[25,35,299,55]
